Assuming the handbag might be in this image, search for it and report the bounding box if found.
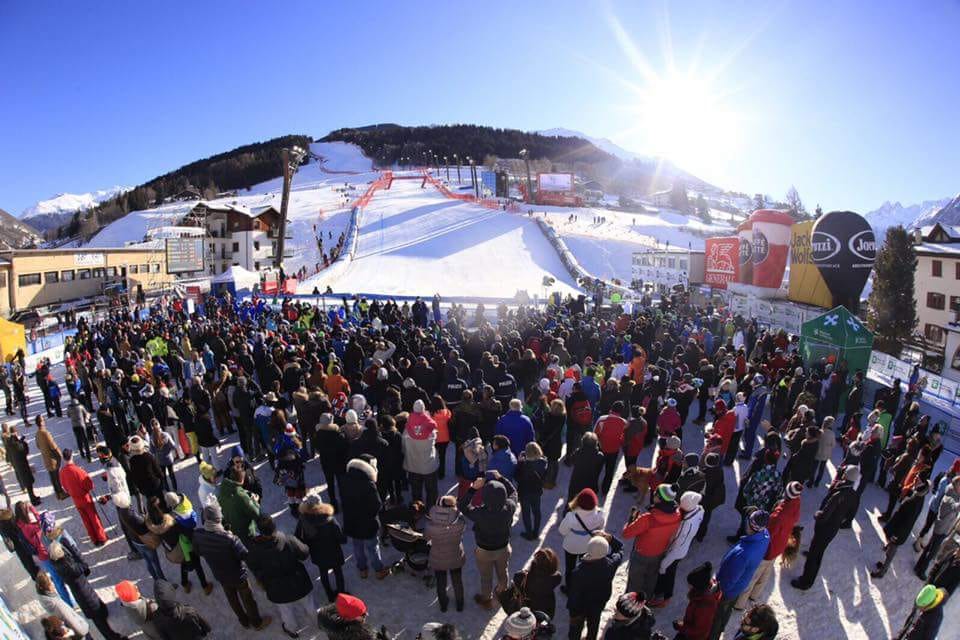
[139,531,163,550]
[164,542,184,564]
[497,570,529,614]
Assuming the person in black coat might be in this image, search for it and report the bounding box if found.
[245,514,316,637]
[339,455,387,579]
[791,466,861,590]
[376,415,405,505]
[348,420,388,465]
[127,436,164,502]
[49,542,125,640]
[152,579,212,640]
[872,480,929,578]
[0,507,38,578]
[537,400,566,489]
[459,473,518,608]
[567,533,624,640]
[604,592,657,640]
[5,427,40,504]
[783,426,820,486]
[567,432,605,503]
[296,494,347,602]
[314,414,349,510]
[696,453,725,542]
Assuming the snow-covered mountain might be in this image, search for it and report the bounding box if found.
[537,127,652,162]
[863,196,954,235]
[20,186,130,232]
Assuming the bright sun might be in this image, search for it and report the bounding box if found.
[635,73,740,177]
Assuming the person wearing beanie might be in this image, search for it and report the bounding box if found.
[872,479,930,578]
[736,483,803,609]
[730,450,782,542]
[197,461,219,514]
[622,483,682,598]
[245,513,316,638]
[791,463,860,590]
[677,453,707,496]
[659,397,682,438]
[503,606,537,640]
[404,399,440,507]
[341,455,388,580]
[604,591,657,640]
[594,400,628,494]
[515,441,548,540]
[673,562,721,640]
[697,452,726,542]
[58,447,108,545]
[558,488,605,590]
[496,398,536,458]
[894,584,947,640]
[711,510,770,639]
[732,603,779,640]
[318,593,378,640]
[114,579,163,640]
[424,494,467,612]
[460,473,518,609]
[568,533,624,640]
[652,491,704,607]
[192,496,272,630]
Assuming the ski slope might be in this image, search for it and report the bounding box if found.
[562,233,645,283]
[301,179,582,300]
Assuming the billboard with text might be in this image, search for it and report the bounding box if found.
[704,236,739,289]
[537,173,573,192]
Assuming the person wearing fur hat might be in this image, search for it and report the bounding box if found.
[567,533,624,640]
[791,465,860,590]
[296,492,348,602]
[673,562,721,640]
[604,591,657,640]
[872,479,930,578]
[317,593,379,640]
[710,510,770,639]
[405,399,440,507]
[736,482,803,609]
[558,488,605,591]
[623,484,682,598]
[424,494,467,612]
[651,491,704,607]
[341,455,389,579]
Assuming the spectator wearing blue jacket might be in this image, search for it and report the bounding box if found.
[581,369,601,412]
[740,376,769,460]
[487,435,517,480]
[495,399,535,457]
[710,509,770,640]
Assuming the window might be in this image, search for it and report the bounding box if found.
[78,269,91,280]
[925,323,945,343]
[951,296,960,312]
[44,271,59,284]
[151,263,160,273]
[106,267,116,277]
[679,259,688,270]
[0,273,6,288]
[129,265,138,274]
[955,262,960,279]
[232,242,239,252]
[92,268,104,278]
[18,273,41,287]
[61,270,75,281]
[140,264,149,272]
[668,258,676,269]
[927,292,946,310]
[933,260,943,277]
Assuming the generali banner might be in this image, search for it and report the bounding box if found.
[704,236,739,289]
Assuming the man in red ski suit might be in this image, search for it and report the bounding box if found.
[58,448,107,545]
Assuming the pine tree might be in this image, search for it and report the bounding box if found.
[785,186,804,218]
[814,204,823,219]
[867,225,916,356]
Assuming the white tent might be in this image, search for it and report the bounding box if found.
[211,265,260,291]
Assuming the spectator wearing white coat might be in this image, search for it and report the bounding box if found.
[650,491,704,607]
[557,488,605,592]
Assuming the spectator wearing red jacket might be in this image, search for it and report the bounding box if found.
[595,401,627,494]
[736,481,803,609]
[673,562,721,640]
[658,399,682,438]
[712,400,737,456]
[623,484,682,598]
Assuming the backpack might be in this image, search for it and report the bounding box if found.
[570,400,593,428]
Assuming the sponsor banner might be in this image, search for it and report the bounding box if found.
[737,219,753,284]
[811,211,876,309]
[704,237,739,288]
[788,220,834,308]
[74,253,105,267]
[751,209,794,288]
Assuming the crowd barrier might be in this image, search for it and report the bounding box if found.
[534,218,632,296]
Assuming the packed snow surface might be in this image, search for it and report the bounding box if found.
[300,179,583,299]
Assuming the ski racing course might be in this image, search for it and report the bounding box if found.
[300,178,583,301]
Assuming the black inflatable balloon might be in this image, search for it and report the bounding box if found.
[811,210,876,311]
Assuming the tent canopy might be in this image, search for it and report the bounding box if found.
[799,305,874,374]
[211,266,260,291]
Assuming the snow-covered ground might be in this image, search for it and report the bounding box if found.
[299,179,583,300]
[1,367,956,640]
[561,234,643,283]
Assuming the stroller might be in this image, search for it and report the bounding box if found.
[383,522,432,586]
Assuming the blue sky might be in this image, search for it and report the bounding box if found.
[1,1,958,215]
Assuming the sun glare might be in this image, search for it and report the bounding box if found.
[635,73,741,178]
